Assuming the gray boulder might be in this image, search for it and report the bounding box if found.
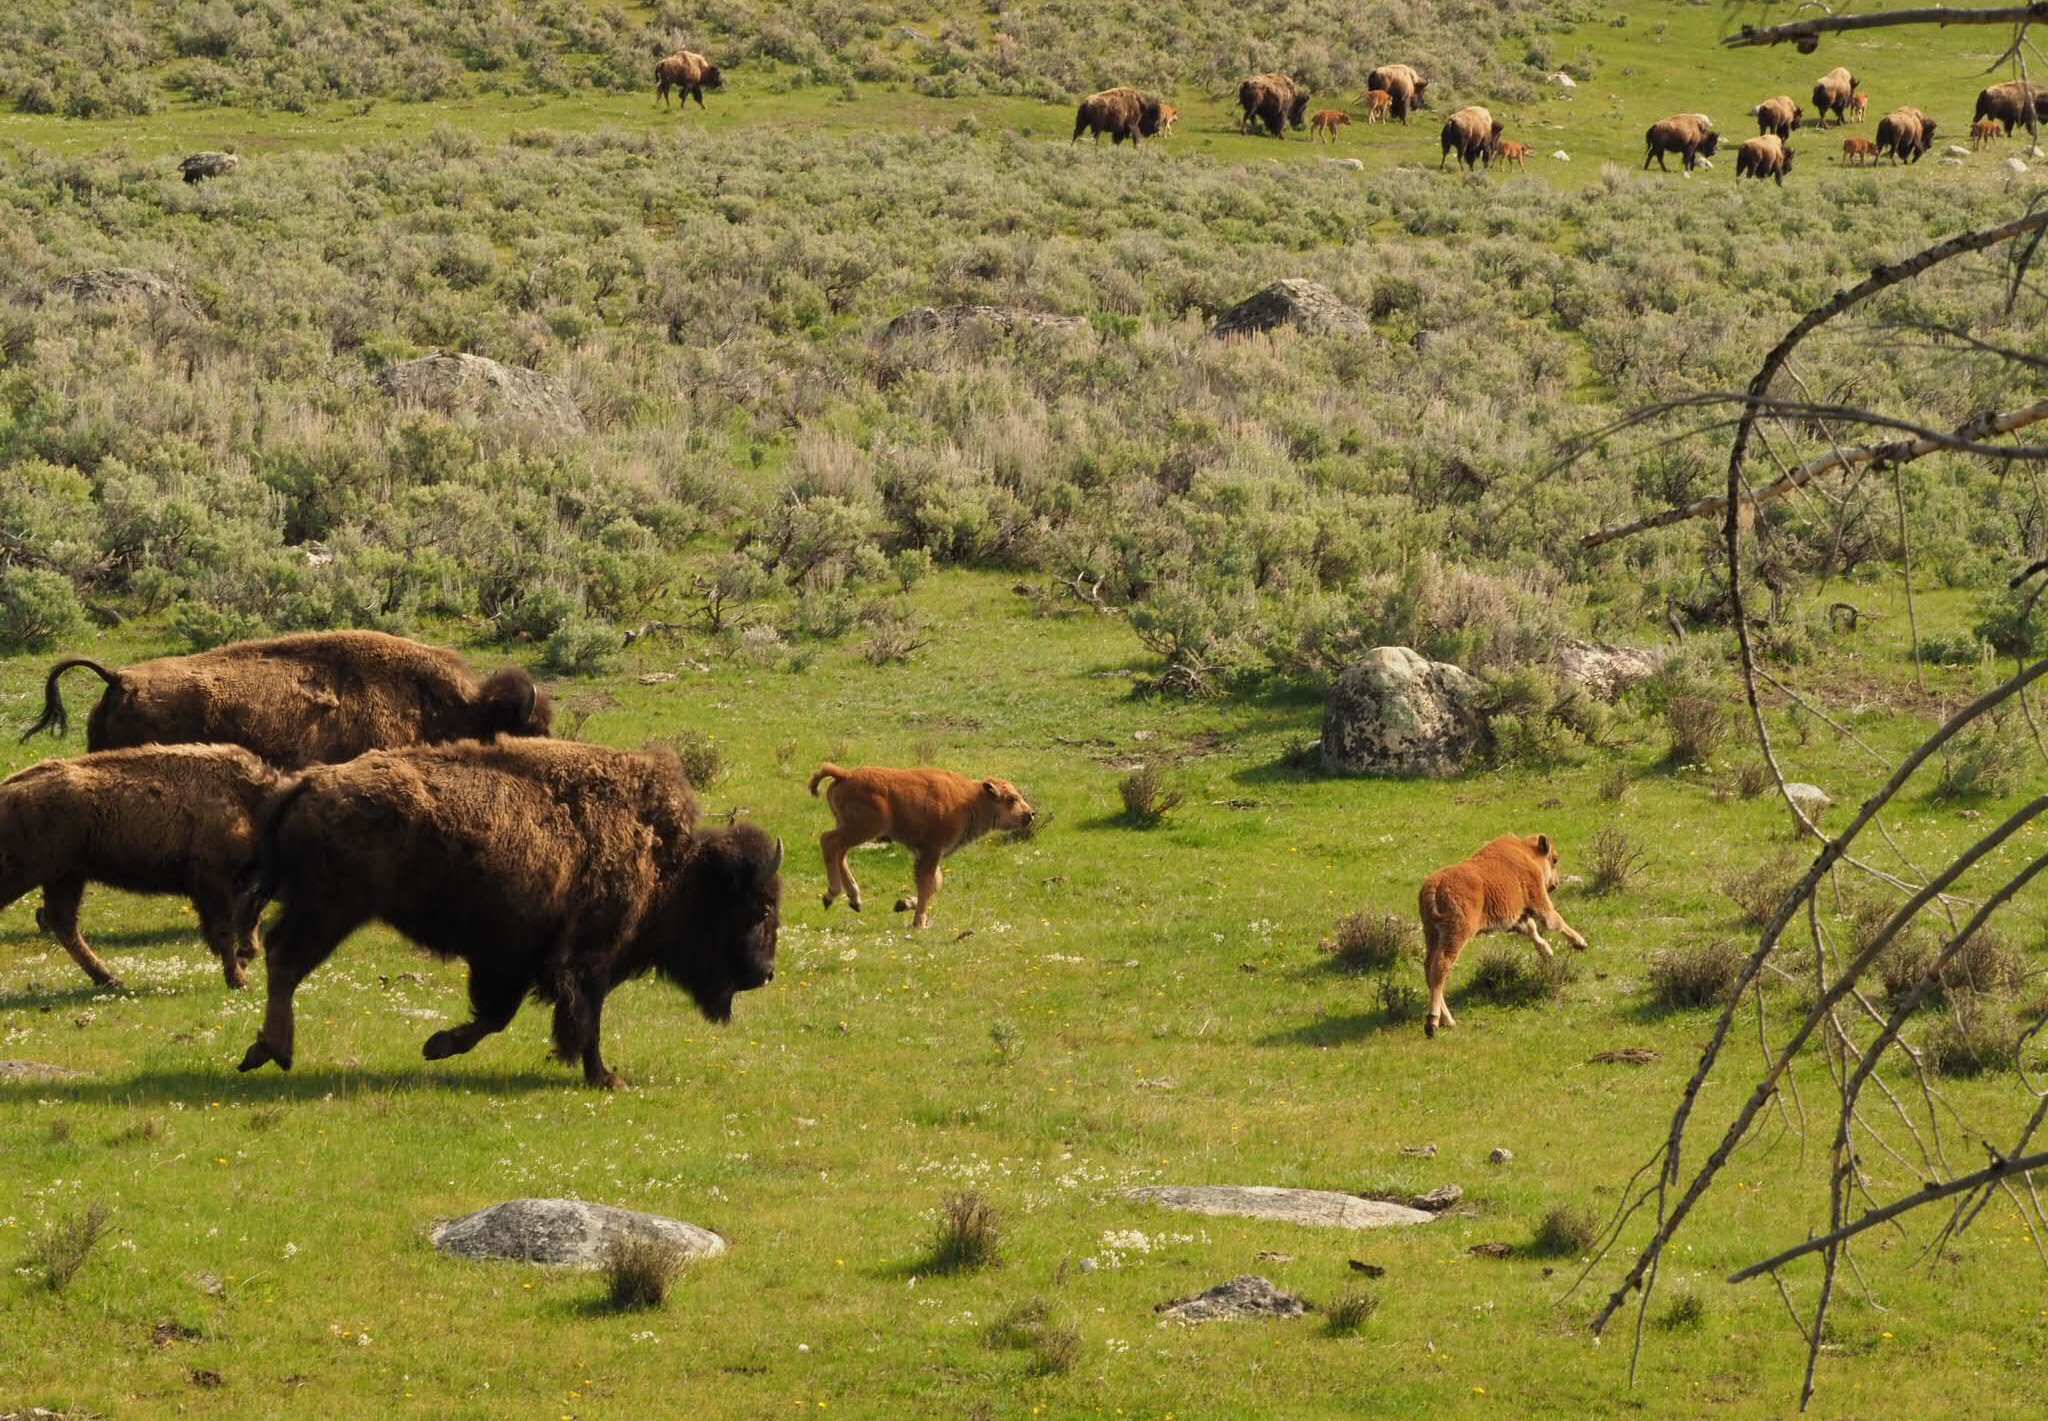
[1210,279,1371,339]
[1158,1276,1307,1324]
[376,352,585,434]
[1551,637,1668,701]
[0,1061,86,1081]
[430,1198,725,1268]
[1321,647,1484,777]
[179,152,240,184]
[1124,1184,1435,1229]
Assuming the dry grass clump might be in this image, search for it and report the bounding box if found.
[602,1234,687,1311]
[927,1191,1001,1275]
[1466,947,1575,1006]
[1925,993,2016,1078]
[26,1202,112,1292]
[1529,1204,1601,1258]
[1663,692,1728,764]
[1717,853,1805,929]
[1117,766,1185,826]
[1323,1290,1381,1336]
[984,1298,1080,1375]
[1320,910,1416,974]
[1585,827,1646,895]
[1647,939,1746,1011]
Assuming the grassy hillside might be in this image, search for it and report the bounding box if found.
[4,0,2048,1417]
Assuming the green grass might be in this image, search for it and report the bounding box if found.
[4,573,2048,1418]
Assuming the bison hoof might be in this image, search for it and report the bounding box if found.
[587,1069,625,1090]
[1425,1017,1437,1039]
[237,1039,287,1073]
[422,1030,465,1061]
[893,898,913,913]
[821,893,834,909]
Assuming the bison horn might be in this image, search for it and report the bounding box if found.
[770,837,784,874]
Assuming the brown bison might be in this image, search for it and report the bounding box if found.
[655,50,722,109]
[1439,105,1503,170]
[1418,833,1588,1038]
[1736,133,1795,184]
[24,631,551,770]
[1841,134,1878,166]
[1753,95,1802,140]
[1875,105,1937,163]
[1239,72,1311,138]
[237,739,781,1088]
[1309,109,1351,142]
[1,745,284,989]
[809,763,1035,929]
[1493,138,1532,172]
[1975,80,2046,136]
[1811,67,1858,126]
[1365,64,1429,124]
[1645,113,1720,172]
[1073,86,1168,145]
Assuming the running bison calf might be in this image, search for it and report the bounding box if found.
[656,49,722,109]
[1074,86,1169,145]
[0,745,284,989]
[238,739,781,1088]
[25,630,551,770]
[810,764,1035,928]
[1417,833,1588,1038]
[1645,113,1720,172]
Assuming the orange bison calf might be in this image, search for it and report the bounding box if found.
[25,630,551,770]
[810,764,1035,928]
[1417,833,1588,1038]
[0,745,284,989]
[1309,109,1351,142]
[239,740,782,1088]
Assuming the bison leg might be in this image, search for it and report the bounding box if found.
[820,829,862,911]
[238,904,352,1073]
[191,888,250,990]
[36,876,123,989]
[893,852,943,928]
[1423,928,1464,1038]
[549,978,621,1089]
[1545,908,1590,951]
[1511,915,1557,959]
[691,85,705,110]
[424,965,527,1061]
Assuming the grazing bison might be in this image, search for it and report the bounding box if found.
[1875,106,1937,164]
[1439,105,1502,170]
[655,50,722,109]
[1841,135,1878,166]
[1975,80,2046,136]
[1361,90,1393,123]
[1736,133,1796,185]
[24,631,551,771]
[1239,72,1310,138]
[1645,113,1720,172]
[1494,138,1532,172]
[1073,86,1168,145]
[237,739,781,1088]
[1753,95,1802,140]
[1418,833,1589,1038]
[809,764,1035,929]
[0,745,284,989]
[1365,64,1429,124]
[1309,109,1351,142]
[1811,67,1858,126]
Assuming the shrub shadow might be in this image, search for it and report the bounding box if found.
[0,1065,568,1105]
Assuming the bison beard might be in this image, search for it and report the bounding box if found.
[237,740,782,1088]
[23,630,552,770]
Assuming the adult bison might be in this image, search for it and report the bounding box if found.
[0,745,284,989]
[1418,833,1589,1038]
[1811,67,1858,127]
[1875,106,1937,163]
[655,50,722,109]
[1073,86,1168,145]
[237,739,782,1088]
[1644,113,1720,172]
[1238,72,1310,138]
[1753,95,1802,140]
[23,631,551,770]
[1439,105,1502,170]
[1975,80,2046,136]
[810,763,1035,928]
[1365,64,1429,124]
[1735,134,1795,185]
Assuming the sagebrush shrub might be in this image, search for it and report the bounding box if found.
[1322,911,1415,974]
[1647,939,1745,1011]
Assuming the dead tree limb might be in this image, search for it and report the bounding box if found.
[1723,5,2048,49]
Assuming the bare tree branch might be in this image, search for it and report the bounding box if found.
[1722,5,2048,49]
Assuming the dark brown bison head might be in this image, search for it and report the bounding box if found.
[663,823,782,1023]
[1286,92,1311,129]
[702,64,723,89]
[1920,119,1938,148]
[1138,95,1164,137]
[1412,78,1431,108]
[1700,132,1723,157]
[1782,148,1796,173]
[477,668,554,740]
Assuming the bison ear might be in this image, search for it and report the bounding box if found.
[1534,833,1552,856]
[982,779,999,797]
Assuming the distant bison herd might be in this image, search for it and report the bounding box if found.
[3,629,1590,1076]
[649,41,2040,187]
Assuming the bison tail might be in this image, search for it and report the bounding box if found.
[20,657,118,742]
[244,775,317,919]
[808,763,848,796]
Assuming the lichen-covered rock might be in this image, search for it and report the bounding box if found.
[1551,637,1668,701]
[429,1199,724,1268]
[1124,1184,1435,1229]
[1210,279,1371,339]
[1157,1275,1307,1325]
[1321,647,1484,777]
[375,352,584,433]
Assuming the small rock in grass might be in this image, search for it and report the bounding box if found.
[1589,1047,1661,1065]
[430,1198,724,1269]
[1470,1242,1515,1259]
[1410,1185,1464,1213]
[1157,1276,1306,1325]
[1488,1148,1514,1166]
